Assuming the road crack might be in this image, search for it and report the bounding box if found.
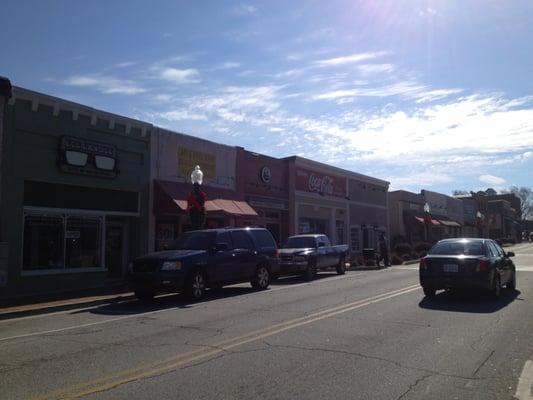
[396,374,433,400]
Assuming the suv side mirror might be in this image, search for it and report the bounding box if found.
[317,242,325,248]
[215,242,230,252]
[506,251,515,258]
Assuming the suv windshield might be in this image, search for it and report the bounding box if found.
[429,240,484,256]
[172,232,216,250]
[284,237,316,249]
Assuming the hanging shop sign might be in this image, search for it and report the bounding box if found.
[59,136,118,178]
[295,168,347,198]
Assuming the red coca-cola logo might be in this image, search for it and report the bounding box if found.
[308,174,334,195]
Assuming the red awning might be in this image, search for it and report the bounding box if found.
[437,219,461,227]
[413,215,441,225]
[154,180,258,217]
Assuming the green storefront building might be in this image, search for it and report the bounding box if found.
[0,77,152,300]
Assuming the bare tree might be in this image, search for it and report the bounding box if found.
[507,186,533,220]
[452,190,469,196]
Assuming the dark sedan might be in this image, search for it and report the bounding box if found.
[419,238,516,298]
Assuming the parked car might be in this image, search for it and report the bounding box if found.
[127,228,280,300]
[419,238,516,298]
[278,234,350,280]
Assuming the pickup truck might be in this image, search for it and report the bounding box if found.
[127,228,280,301]
[278,234,350,280]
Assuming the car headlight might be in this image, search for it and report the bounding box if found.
[161,261,182,271]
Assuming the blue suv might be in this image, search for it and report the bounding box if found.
[127,228,280,300]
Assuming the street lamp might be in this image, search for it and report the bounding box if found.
[187,165,207,230]
[423,203,431,242]
[476,211,484,238]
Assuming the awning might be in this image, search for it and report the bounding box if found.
[437,219,461,227]
[154,180,258,217]
[413,215,441,225]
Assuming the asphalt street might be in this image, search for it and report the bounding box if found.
[1,243,533,400]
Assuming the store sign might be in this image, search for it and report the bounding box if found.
[59,136,117,178]
[178,147,216,180]
[260,166,272,183]
[248,197,287,210]
[295,168,347,198]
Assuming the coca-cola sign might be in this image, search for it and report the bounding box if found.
[296,168,346,198]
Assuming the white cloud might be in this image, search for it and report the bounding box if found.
[158,110,207,121]
[357,63,395,75]
[63,74,146,95]
[388,172,454,190]
[232,4,258,16]
[479,174,507,186]
[314,51,388,67]
[159,68,200,84]
[313,81,462,104]
[212,62,241,70]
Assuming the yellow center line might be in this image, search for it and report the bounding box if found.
[32,284,421,400]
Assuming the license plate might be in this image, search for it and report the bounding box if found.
[443,264,458,273]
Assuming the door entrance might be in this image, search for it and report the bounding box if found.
[106,222,125,278]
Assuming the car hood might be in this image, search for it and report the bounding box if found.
[135,249,207,262]
[279,248,315,256]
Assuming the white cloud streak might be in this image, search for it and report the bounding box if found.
[63,74,146,95]
[313,51,388,67]
[479,174,507,186]
[158,68,201,84]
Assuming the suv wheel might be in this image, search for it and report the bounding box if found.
[186,270,206,300]
[135,289,155,301]
[422,286,436,298]
[336,256,346,275]
[303,259,317,281]
[251,265,270,290]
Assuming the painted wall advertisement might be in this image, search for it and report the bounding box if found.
[295,168,347,198]
[178,147,216,180]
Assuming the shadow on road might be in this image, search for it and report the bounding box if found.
[418,288,522,313]
[77,273,341,317]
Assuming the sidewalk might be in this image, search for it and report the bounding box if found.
[0,284,134,320]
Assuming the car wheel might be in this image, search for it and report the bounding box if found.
[303,259,317,281]
[336,256,346,275]
[491,274,501,299]
[507,270,517,291]
[186,270,207,300]
[251,265,270,290]
[134,289,155,301]
[422,286,436,298]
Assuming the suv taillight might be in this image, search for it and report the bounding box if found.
[419,258,427,270]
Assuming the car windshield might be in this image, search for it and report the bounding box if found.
[172,232,216,250]
[284,237,316,248]
[429,241,484,256]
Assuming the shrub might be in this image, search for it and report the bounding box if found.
[402,254,412,262]
[394,242,412,256]
[355,256,364,266]
[391,255,403,265]
[413,242,432,253]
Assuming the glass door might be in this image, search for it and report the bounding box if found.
[105,222,125,278]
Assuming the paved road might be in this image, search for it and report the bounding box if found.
[2,243,533,400]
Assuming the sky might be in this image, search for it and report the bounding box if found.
[1,0,532,194]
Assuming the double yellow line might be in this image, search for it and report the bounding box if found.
[33,284,420,400]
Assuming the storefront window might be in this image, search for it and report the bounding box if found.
[23,215,65,270]
[336,220,345,244]
[65,217,101,268]
[299,218,327,235]
[23,212,104,272]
